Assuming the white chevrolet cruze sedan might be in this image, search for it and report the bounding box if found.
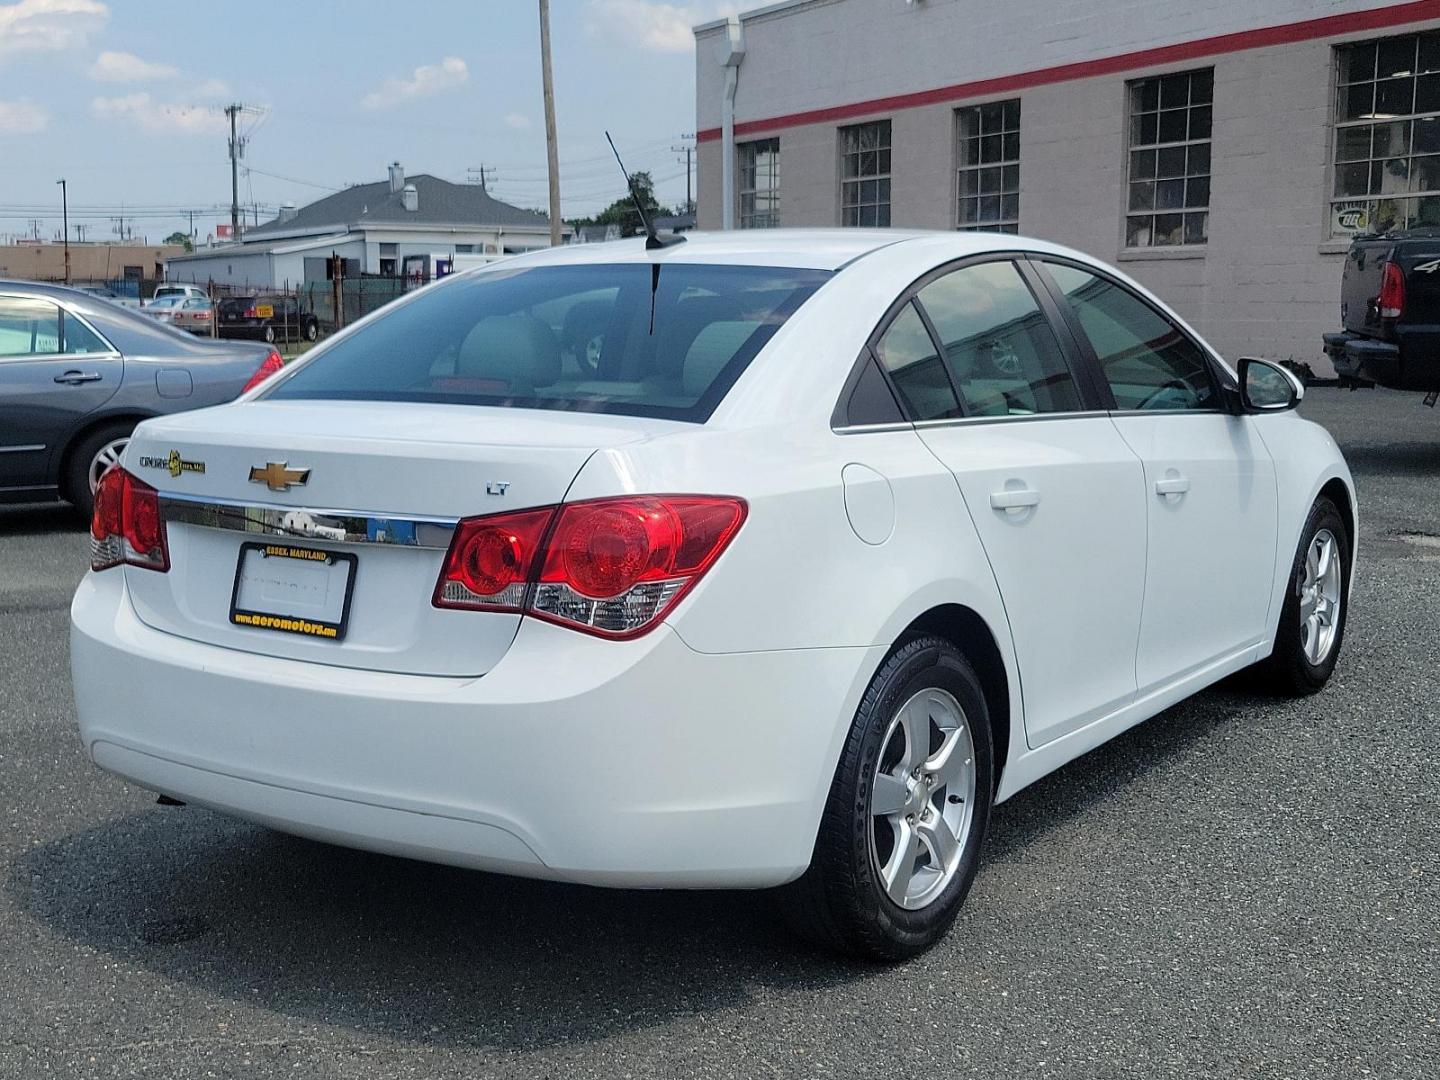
[71,230,1355,959]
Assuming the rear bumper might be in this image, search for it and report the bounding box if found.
[1323,330,1440,390]
[70,570,880,888]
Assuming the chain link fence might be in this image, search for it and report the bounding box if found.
[36,269,431,353]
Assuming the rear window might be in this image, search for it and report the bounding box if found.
[265,263,831,421]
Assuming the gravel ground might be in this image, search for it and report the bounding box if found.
[0,387,1435,1079]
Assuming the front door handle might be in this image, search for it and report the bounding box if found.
[1155,476,1192,496]
[990,487,1041,512]
[54,370,102,385]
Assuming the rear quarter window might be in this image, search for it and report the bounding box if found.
[266,263,831,421]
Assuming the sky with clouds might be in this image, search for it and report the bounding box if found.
[0,0,739,245]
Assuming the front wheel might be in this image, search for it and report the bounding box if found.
[304,320,318,342]
[1255,496,1351,695]
[780,635,993,960]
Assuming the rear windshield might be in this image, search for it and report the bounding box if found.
[265,263,831,421]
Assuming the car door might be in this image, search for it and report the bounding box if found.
[1034,260,1278,693]
[0,295,123,493]
[882,257,1148,748]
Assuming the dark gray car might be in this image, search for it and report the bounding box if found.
[0,280,277,519]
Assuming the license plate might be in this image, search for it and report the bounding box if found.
[254,304,274,318]
[229,542,356,641]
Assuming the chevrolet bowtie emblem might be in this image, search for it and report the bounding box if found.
[249,462,311,492]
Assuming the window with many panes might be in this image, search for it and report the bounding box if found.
[1126,69,1213,247]
[956,100,1020,233]
[840,120,891,227]
[1332,32,1440,237]
[739,138,780,228]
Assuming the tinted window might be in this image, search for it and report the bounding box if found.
[1044,262,1218,411]
[916,261,1082,416]
[0,298,60,357]
[267,264,830,422]
[63,313,109,354]
[875,301,960,420]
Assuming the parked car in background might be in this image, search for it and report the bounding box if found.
[150,284,210,305]
[0,280,282,518]
[218,295,320,344]
[152,296,215,336]
[76,285,142,311]
[141,296,185,324]
[1324,228,1440,403]
[69,231,1356,960]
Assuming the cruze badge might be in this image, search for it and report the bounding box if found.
[249,462,311,492]
[486,481,510,496]
[138,449,206,478]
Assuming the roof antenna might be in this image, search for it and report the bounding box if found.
[606,131,685,250]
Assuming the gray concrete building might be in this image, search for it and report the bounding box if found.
[694,0,1440,373]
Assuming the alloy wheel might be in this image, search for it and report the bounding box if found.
[1299,528,1342,665]
[869,687,977,911]
[88,436,128,493]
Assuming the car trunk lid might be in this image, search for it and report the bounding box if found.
[121,400,682,676]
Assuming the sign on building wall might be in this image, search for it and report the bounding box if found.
[1332,204,1370,235]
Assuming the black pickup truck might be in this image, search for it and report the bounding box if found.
[1324,229,1440,402]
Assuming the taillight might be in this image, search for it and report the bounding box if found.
[433,507,554,611]
[241,349,284,393]
[90,467,169,572]
[433,495,746,638]
[1379,260,1405,319]
[243,307,258,318]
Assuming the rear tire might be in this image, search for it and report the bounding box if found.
[305,319,318,342]
[262,326,276,344]
[1254,496,1350,695]
[65,421,135,522]
[779,635,993,961]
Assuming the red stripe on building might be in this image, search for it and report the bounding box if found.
[696,0,1440,142]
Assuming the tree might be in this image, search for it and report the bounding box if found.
[164,230,194,253]
[569,171,667,236]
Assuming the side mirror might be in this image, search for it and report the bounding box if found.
[1238,357,1303,413]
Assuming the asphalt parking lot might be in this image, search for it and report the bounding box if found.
[0,387,1436,1079]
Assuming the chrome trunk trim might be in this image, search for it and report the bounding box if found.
[158,492,458,550]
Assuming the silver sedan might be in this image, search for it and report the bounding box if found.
[0,280,280,518]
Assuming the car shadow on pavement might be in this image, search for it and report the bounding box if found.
[983,677,1266,865]
[10,680,1265,1052]
[1334,438,1440,478]
[10,807,873,1050]
[0,502,82,536]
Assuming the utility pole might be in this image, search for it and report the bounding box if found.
[466,165,494,190]
[187,209,196,240]
[75,223,87,243]
[225,103,244,240]
[673,137,695,214]
[538,0,562,247]
[56,178,70,284]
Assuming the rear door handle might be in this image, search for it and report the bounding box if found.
[990,487,1041,511]
[1155,476,1192,496]
[54,371,102,385]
